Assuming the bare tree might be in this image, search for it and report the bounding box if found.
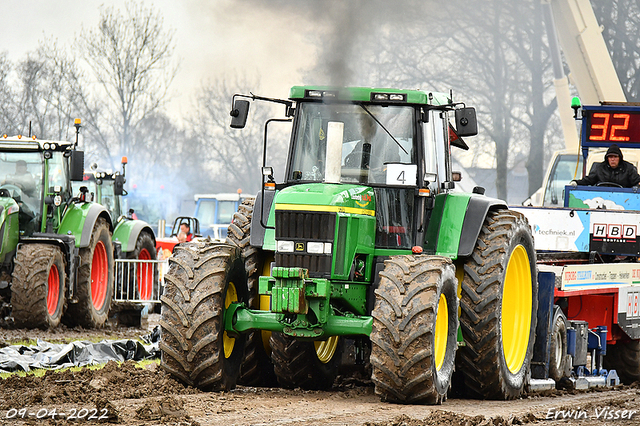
[338,0,558,201]
[78,0,179,168]
[0,53,17,135]
[188,76,289,195]
[594,1,640,99]
[14,39,86,141]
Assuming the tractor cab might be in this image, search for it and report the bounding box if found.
[0,136,83,237]
[74,170,125,222]
[73,157,128,223]
[234,87,478,254]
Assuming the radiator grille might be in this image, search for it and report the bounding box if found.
[275,210,335,241]
[275,210,335,278]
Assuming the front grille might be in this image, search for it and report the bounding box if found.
[276,210,335,240]
[275,210,335,278]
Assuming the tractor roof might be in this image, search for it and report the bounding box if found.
[0,135,73,151]
[289,86,452,106]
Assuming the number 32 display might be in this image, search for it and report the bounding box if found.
[587,110,640,144]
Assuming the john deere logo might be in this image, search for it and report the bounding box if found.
[295,242,305,252]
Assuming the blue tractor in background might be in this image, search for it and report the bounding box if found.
[193,192,249,240]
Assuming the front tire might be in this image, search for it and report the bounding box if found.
[64,218,114,328]
[457,209,537,399]
[371,255,458,404]
[270,332,343,390]
[11,244,66,329]
[160,242,248,390]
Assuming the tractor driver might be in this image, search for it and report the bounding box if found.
[344,114,401,182]
[180,222,193,242]
[571,144,640,188]
[3,160,37,197]
[344,114,377,170]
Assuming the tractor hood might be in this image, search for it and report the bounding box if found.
[274,183,375,216]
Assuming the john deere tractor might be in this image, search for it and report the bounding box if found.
[0,124,115,330]
[160,87,538,403]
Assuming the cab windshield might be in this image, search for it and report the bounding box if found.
[0,151,43,214]
[289,103,415,185]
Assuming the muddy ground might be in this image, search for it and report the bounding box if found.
[0,315,639,426]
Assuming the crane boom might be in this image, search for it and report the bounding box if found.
[546,0,626,104]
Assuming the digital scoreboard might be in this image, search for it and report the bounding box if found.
[583,105,640,148]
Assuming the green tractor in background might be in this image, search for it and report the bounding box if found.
[0,121,115,329]
[160,87,538,403]
[74,157,158,324]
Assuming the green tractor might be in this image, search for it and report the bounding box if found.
[74,158,158,306]
[0,122,115,330]
[160,87,538,403]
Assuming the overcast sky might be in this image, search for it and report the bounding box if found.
[3,0,315,123]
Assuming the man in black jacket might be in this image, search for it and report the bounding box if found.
[571,144,640,187]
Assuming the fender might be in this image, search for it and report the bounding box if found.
[250,189,276,248]
[458,194,507,257]
[0,198,19,264]
[59,202,113,248]
[113,218,155,254]
[424,193,506,259]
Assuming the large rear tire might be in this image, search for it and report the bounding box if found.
[270,332,343,390]
[11,244,66,329]
[160,242,248,390]
[64,218,114,328]
[226,197,277,387]
[603,340,640,384]
[457,209,537,399]
[371,255,458,404]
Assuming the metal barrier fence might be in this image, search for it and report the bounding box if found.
[113,258,168,304]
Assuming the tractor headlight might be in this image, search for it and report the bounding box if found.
[43,143,50,149]
[276,240,294,253]
[324,243,332,254]
[54,195,62,206]
[307,242,324,254]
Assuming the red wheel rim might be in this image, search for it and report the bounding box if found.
[91,241,108,310]
[137,248,152,300]
[47,264,60,316]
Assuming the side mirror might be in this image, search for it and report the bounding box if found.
[114,175,125,196]
[230,100,250,129]
[455,107,478,137]
[69,150,84,181]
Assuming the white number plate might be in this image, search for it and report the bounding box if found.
[386,164,417,186]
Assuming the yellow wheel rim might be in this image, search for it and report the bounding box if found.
[223,282,238,359]
[501,245,532,374]
[314,336,339,364]
[434,293,448,371]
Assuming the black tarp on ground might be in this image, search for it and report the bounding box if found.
[0,330,160,373]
